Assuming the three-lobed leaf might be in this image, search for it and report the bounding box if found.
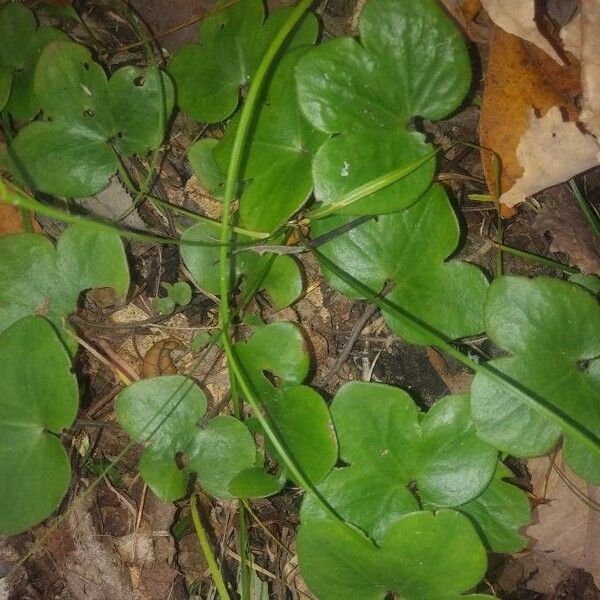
[168,0,318,124]
[6,41,174,197]
[0,316,78,534]
[312,185,489,344]
[471,276,600,484]
[116,375,257,501]
[298,511,492,600]
[295,0,471,216]
[301,382,497,543]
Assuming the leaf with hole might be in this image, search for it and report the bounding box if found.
[116,375,258,501]
[301,382,497,543]
[297,511,492,600]
[0,3,68,119]
[295,0,470,215]
[211,46,327,233]
[0,223,129,350]
[457,462,530,553]
[233,322,337,486]
[312,185,489,344]
[168,0,317,124]
[470,276,600,484]
[0,316,78,534]
[5,41,174,197]
[181,222,303,309]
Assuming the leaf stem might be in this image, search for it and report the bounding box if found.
[492,242,579,274]
[190,494,232,600]
[569,179,600,242]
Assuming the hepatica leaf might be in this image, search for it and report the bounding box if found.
[312,185,489,344]
[210,46,327,233]
[116,375,257,501]
[168,0,317,124]
[471,276,600,484]
[0,3,68,119]
[180,222,303,309]
[301,382,497,543]
[298,511,491,600]
[0,223,129,345]
[6,41,174,197]
[0,316,78,535]
[295,0,471,215]
[457,463,530,553]
[233,322,337,485]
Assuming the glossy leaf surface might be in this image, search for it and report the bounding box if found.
[234,322,337,485]
[295,0,470,215]
[301,383,497,542]
[116,376,256,500]
[298,511,491,600]
[312,185,489,344]
[169,0,317,124]
[6,41,174,197]
[0,316,78,534]
[471,276,600,483]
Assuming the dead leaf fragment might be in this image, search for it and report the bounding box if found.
[527,454,600,587]
[580,2,600,140]
[142,338,182,378]
[499,107,600,207]
[535,186,600,275]
[437,0,488,41]
[481,0,563,63]
[0,203,40,235]
[480,26,581,201]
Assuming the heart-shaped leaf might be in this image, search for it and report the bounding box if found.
[295,0,470,215]
[0,4,68,119]
[301,382,497,543]
[0,224,129,348]
[6,41,174,197]
[168,0,317,124]
[180,222,303,309]
[0,316,78,534]
[116,375,257,501]
[312,185,489,344]
[471,276,600,484]
[209,46,327,233]
[297,511,491,600]
[457,463,530,553]
[233,322,337,485]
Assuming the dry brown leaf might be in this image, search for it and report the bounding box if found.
[437,0,487,41]
[0,203,40,235]
[535,185,600,275]
[479,25,581,201]
[481,0,563,63]
[527,454,600,587]
[580,3,600,140]
[142,338,181,378]
[499,107,600,207]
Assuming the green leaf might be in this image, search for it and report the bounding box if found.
[0,4,69,120]
[234,323,337,485]
[6,41,174,197]
[295,0,470,215]
[188,138,226,200]
[214,47,327,232]
[152,296,176,315]
[470,276,600,483]
[228,467,284,498]
[116,376,257,501]
[170,281,192,306]
[301,383,497,542]
[297,510,489,600]
[181,222,303,308]
[312,185,489,344]
[457,463,530,553]
[569,273,600,295]
[0,316,78,534]
[0,224,129,344]
[168,0,318,123]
